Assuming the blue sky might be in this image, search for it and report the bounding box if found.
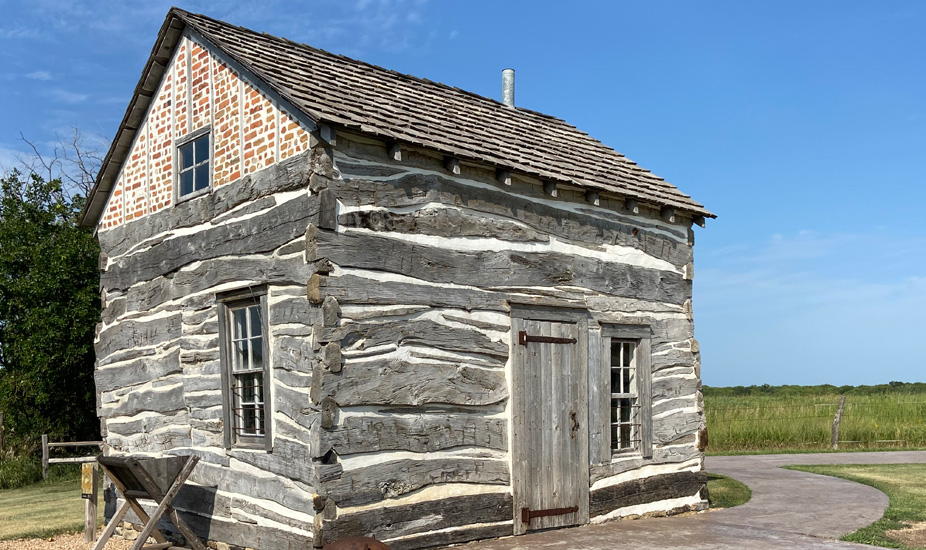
[1,1,924,386]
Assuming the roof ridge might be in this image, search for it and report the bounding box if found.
[172,9,591,129]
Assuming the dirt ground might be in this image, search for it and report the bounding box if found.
[0,533,133,550]
[886,521,926,548]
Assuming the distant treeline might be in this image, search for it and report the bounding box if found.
[703,381,926,397]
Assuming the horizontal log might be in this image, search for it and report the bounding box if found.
[124,255,311,314]
[96,314,181,363]
[339,207,547,243]
[589,444,701,484]
[192,459,318,514]
[312,413,507,457]
[228,439,322,486]
[312,357,507,407]
[321,275,509,312]
[106,410,188,438]
[322,456,510,507]
[314,229,689,304]
[103,193,317,291]
[652,376,701,402]
[385,522,513,550]
[589,470,706,517]
[333,168,690,266]
[328,492,512,542]
[274,335,315,374]
[322,318,507,360]
[102,383,185,418]
[653,410,703,446]
[95,348,181,392]
[99,149,315,258]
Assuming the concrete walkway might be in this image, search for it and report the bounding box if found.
[444,451,926,550]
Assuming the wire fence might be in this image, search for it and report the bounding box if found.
[704,395,926,452]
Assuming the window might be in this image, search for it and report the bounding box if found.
[218,290,271,450]
[601,325,653,458]
[177,132,210,198]
[610,340,638,451]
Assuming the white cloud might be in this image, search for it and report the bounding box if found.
[47,89,88,104]
[26,70,52,81]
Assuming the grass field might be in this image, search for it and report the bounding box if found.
[786,463,926,549]
[0,478,102,540]
[705,391,926,453]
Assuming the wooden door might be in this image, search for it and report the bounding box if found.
[512,315,589,534]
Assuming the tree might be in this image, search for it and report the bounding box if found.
[0,170,100,446]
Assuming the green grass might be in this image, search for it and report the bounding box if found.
[0,474,102,540]
[705,392,926,453]
[706,473,752,509]
[786,463,926,549]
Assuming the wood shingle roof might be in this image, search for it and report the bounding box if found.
[82,8,713,227]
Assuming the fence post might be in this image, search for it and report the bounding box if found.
[41,434,49,480]
[82,462,99,542]
[831,395,847,450]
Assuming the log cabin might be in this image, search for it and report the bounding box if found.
[80,8,716,550]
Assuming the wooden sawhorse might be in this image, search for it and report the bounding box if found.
[93,455,205,550]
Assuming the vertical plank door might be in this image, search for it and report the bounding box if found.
[512,316,589,534]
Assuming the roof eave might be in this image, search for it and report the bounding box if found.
[79,11,187,228]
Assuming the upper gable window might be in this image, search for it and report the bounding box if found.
[177,131,211,199]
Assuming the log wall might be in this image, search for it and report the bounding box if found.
[95,126,707,550]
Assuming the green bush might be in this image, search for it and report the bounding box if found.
[0,454,42,490]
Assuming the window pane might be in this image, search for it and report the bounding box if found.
[620,398,632,422]
[623,343,634,367]
[234,340,249,371]
[194,135,209,163]
[251,337,263,370]
[180,142,194,170]
[623,367,632,394]
[249,307,262,336]
[620,424,632,449]
[233,308,248,339]
[611,425,619,449]
[610,369,620,392]
[179,170,193,196]
[194,164,209,191]
[610,341,622,367]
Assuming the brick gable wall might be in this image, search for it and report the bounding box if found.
[99,35,312,231]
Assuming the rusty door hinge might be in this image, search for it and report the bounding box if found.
[518,331,577,346]
[521,505,579,523]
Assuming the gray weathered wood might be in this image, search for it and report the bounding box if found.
[638,338,653,458]
[317,189,338,230]
[322,318,507,360]
[589,445,701,484]
[338,207,547,243]
[310,412,507,457]
[322,456,509,507]
[332,169,690,265]
[589,471,705,517]
[831,395,847,450]
[312,357,507,407]
[321,296,340,327]
[96,315,181,363]
[103,193,317,291]
[98,149,315,258]
[313,229,689,304]
[511,313,589,533]
[319,275,509,312]
[326,492,511,542]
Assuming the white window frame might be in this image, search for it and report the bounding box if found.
[601,325,653,459]
[174,126,212,203]
[610,339,640,452]
[217,288,271,451]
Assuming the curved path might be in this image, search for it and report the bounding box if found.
[446,451,926,550]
